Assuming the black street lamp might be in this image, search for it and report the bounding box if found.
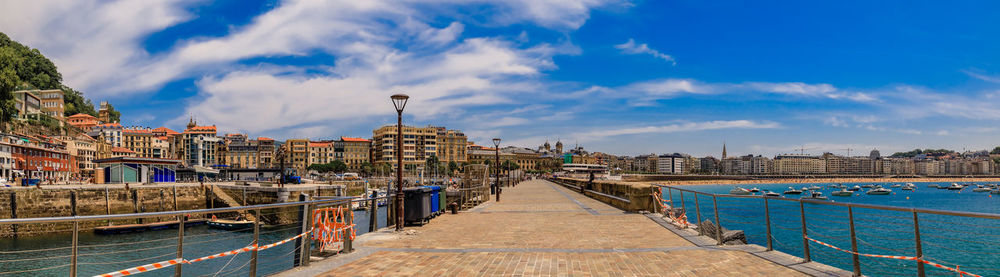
[391,93,409,231]
[493,138,501,202]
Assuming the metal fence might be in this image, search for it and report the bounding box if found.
[0,194,394,277]
[657,185,1000,277]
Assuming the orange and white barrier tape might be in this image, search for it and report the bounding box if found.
[805,236,981,277]
[311,206,356,251]
[94,258,184,277]
[259,228,312,251]
[185,244,257,264]
[95,228,315,277]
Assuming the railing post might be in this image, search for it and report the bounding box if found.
[848,206,861,276]
[295,194,311,267]
[764,197,773,251]
[712,195,722,244]
[679,190,686,227]
[342,203,354,253]
[370,191,378,232]
[799,201,811,262]
[667,187,673,208]
[913,211,925,277]
[175,214,185,276]
[71,220,78,277]
[250,209,260,276]
[694,194,703,235]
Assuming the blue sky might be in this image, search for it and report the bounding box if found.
[3,0,1000,157]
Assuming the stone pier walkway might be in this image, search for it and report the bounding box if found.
[279,180,824,276]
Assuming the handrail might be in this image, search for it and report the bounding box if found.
[656,184,1000,221]
[0,196,374,225]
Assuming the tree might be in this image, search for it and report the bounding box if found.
[360,161,374,176]
[447,161,458,177]
[307,163,334,173]
[0,47,19,123]
[104,103,122,123]
[329,160,348,173]
[992,146,1000,155]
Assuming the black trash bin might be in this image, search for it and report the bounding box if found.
[404,187,432,225]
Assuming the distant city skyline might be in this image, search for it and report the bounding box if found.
[3,1,1000,156]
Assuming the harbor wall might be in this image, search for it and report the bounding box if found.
[551,178,657,212]
[0,184,349,238]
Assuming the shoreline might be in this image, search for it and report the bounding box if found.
[634,177,1000,186]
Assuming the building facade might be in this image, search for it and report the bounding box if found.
[372,125,438,170]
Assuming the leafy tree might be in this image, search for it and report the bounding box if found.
[103,103,122,123]
[307,160,349,174]
[992,146,1000,155]
[329,160,348,173]
[360,161,374,176]
[0,47,19,123]
[447,161,458,177]
[61,85,97,117]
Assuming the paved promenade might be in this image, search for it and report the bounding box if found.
[282,179,816,276]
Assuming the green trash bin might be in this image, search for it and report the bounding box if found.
[439,187,447,214]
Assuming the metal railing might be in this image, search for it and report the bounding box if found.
[656,185,1000,277]
[0,194,395,277]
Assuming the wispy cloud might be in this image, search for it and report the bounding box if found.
[962,69,1000,83]
[615,38,676,65]
[570,120,781,141]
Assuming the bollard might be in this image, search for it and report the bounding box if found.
[449,202,458,214]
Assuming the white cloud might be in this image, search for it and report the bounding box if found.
[570,120,781,141]
[614,38,676,65]
[962,69,1000,84]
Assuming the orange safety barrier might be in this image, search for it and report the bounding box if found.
[311,206,356,251]
[805,236,981,277]
[652,188,694,229]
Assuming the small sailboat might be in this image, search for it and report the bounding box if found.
[729,187,752,195]
[831,188,854,197]
[866,186,892,195]
[784,187,803,194]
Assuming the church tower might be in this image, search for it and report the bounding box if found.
[722,142,728,159]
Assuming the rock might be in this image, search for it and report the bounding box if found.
[698,220,747,245]
[665,208,685,218]
[722,230,747,245]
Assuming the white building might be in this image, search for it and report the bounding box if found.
[657,154,685,174]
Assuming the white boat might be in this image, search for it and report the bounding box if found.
[784,187,803,195]
[802,191,828,200]
[729,187,751,195]
[901,184,916,191]
[890,183,902,188]
[867,187,892,195]
[764,191,781,197]
[947,183,964,190]
[847,185,861,191]
[831,189,853,197]
[749,187,760,193]
[807,185,821,190]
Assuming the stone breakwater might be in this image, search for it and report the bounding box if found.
[640,177,1000,186]
[0,183,349,238]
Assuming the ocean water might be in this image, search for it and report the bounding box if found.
[664,182,1000,277]
[0,206,388,276]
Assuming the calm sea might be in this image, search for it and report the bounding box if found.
[667,182,1000,277]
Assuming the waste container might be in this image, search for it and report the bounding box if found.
[404,187,432,225]
[439,188,448,214]
[421,186,441,215]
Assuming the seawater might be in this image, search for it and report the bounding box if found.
[0,206,388,276]
[667,182,1000,277]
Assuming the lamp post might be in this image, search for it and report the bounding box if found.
[390,94,409,231]
[492,138,501,202]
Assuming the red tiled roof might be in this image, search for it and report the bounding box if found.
[184,125,217,134]
[123,129,152,134]
[257,137,274,141]
[156,136,169,141]
[111,147,135,153]
[152,127,179,135]
[340,137,370,142]
[96,123,123,128]
[68,113,97,119]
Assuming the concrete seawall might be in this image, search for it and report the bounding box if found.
[551,177,657,212]
[0,183,351,238]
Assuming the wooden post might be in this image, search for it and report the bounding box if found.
[159,189,165,212]
[70,191,78,216]
[132,189,140,224]
[10,192,17,238]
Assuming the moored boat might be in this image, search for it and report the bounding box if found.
[847,185,861,191]
[802,191,828,200]
[891,183,902,188]
[207,218,254,231]
[901,184,916,191]
[749,187,760,193]
[730,187,751,195]
[831,189,853,197]
[947,183,964,190]
[866,187,892,195]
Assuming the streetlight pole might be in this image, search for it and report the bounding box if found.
[391,94,409,231]
[493,138,501,202]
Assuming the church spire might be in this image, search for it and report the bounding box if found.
[722,142,727,159]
